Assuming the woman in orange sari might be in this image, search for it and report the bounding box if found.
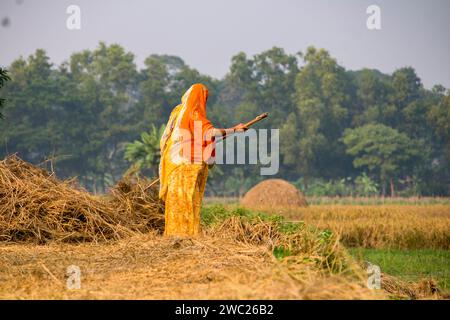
[159,83,246,236]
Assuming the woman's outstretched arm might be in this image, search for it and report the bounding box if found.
[211,123,248,137]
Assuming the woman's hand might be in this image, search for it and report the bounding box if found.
[233,123,248,133]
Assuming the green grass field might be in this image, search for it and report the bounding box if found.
[349,248,450,292]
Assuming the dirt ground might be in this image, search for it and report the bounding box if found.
[0,233,381,300]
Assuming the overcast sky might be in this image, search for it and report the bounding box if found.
[1,0,449,88]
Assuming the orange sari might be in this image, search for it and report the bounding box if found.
[159,84,214,236]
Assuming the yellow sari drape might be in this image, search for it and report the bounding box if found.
[159,84,213,237]
[164,163,208,236]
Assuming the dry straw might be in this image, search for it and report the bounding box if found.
[0,155,164,243]
[381,274,443,299]
[241,179,308,210]
[0,233,382,300]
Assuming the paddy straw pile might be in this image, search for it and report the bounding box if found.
[0,232,382,299]
[0,155,164,243]
[241,179,308,211]
[0,215,439,299]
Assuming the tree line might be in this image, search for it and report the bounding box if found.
[0,43,448,196]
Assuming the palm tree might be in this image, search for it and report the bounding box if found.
[124,124,165,177]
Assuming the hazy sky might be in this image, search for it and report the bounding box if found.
[1,0,449,88]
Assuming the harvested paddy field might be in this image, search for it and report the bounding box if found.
[0,156,447,300]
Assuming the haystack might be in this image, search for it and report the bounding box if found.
[241,179,308,210]
[0,155,164,243]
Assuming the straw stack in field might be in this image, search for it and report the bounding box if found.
[241,179,308,211]
[0,155,164,243]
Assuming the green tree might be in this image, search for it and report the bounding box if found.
[389,67,424,136]
[0,50,59,162]
[342,124,420,196]
[350,68,392,126]
[423,87,450,195]
[133,54,219,129]
[1,44,448,196]
[228,47,299,127]
[66,42,138,190]
[0,67,11,118]
[427,88,450,162]
[124,124,164,176]
[294,47,356,182]
[225,47,300,186]
[134,55,170,131]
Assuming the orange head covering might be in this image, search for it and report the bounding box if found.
[180,83,210,131]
